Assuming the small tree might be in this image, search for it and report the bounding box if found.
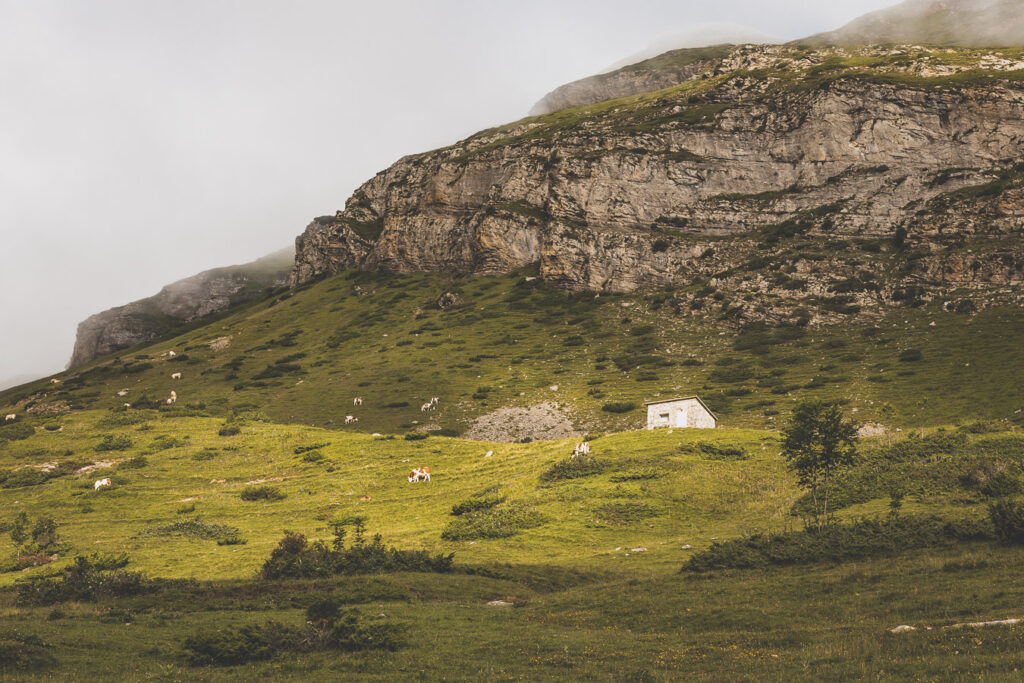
[782,400,858,531]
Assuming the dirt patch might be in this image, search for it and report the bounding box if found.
[463,402,579,442]
[76,460,119,475]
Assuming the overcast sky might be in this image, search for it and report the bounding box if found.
[0,0,898,386]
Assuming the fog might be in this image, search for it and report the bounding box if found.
[0,0,899,387]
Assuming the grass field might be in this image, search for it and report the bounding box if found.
[3,270,1022,437]
[0,405,1022,679]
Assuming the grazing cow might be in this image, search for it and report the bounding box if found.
[421,403,431,412]
[171,372,182,380]
[408,466,431,483]
[94,478,111,490]
[345,415,358,424]
[123,403,131,408]
[571,441,591,458]
[4,414,16,422]
[353,397,363,406]
[167,350,176,357]
[117,389,129,396]
[166,390,177,405]
[484,450,493,458]
[50,378,60,384]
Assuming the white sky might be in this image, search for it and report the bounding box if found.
[0,0,898,384]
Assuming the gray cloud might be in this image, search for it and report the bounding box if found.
[0,0,897,384]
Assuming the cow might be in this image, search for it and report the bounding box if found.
[484,450,493,458]
[421,403,431,412]
[123,403,131,408]
[94,478,111,490]
[4,414,15,422]
[117,389,129,396]
[166,390,177,405]
[167,351,176,357]
[408,467,431,483]
[345,415,358,424]
[50,378,60,384]
[353,397,363,406]
[171,372,182,380]
[571,441,591,458]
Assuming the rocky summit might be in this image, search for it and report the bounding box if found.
[291,44,1024,326]
[69,248,292,368]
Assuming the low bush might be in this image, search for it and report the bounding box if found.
[404,432,428,441]
[440,501,545,541]
[988,499,1024,545]
[0,422,35,441]
[141,517,240,542]
[540,454,605,482]
[682,441,747,460]
[601,402,637,414]
[0,630,54,671]
[898,349,923,362]
[260,526,453,579]
[94,434,132,452]
[241,485,286,502]
[293,443,329,454]
[151,435,186,451]
[451,493,506,516]
[682,515,992,572]
[96,411,149,428]
[593,502,662,525]
[16,555,154,606]
[218,423,241,437]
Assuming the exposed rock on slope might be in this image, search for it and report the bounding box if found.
[69,248,293,368]
[800,0,1024,48]
[292,44,1024,322]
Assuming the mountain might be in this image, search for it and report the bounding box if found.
[293,44,1024,330]
[603,23,779,72]
[799,0,1024,47]
[68,247,293,369]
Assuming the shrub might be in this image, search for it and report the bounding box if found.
[440,501,545,541]
[682,515,992,572]
[683,441,747,460]
[593,502,662,525]
[141,517,240,541]
[383,402,409,409]
[241,485,286,502]
[259,529,453,580]
[898,349,923,362]
[602,402,637,414]
[94,434,132,452]
[218,424,241,437]
[118,456,149,469]
[540,455,605,482]
[293,443,329,454]
[451,494,506,516]
[404,432,428,441]
[988,500,1024,545]
[16,555,152,606]
[151,435,186,451]
[183,625,278,666]
[301,450,325,463]
[0,422,34,441]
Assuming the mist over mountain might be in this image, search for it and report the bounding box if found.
[800,0,1024,47]
[603,22,779,71]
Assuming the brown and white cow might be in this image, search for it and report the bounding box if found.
[408,467,431,483]
[94,478,112,490]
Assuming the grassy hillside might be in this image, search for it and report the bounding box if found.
[0,408,1022,678]
[3,269,1022,437]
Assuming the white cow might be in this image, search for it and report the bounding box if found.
[4,414,15,422]
[171,372,182,380]
[353,397,363,406]
[123,403,131,408]
[166,390,177,405]
[167,351,176,357]
[94,478,111,490]
[571,441,591,458]
[408,466,431,483]
[484,450,493,458]
[117,389,129,397]
[345,415,358,424]
[50,378,61,384]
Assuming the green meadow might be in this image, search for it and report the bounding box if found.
[1,270,1023,679]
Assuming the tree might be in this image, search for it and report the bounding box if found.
[781,400,858,531]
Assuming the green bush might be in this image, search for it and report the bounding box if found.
[293,443,329,454]
[0,422,35,441]
[988,500,1024,545]
[183,625,279,666]
[0,630,54,671]
[96,411,148,428]
[16,555,153,606]
[259,530,453,579]
[218,424,241,436]
[683,441,747,460]
[682,515,992,572]
[540,455,605,482]
[601,402,637,414]
[141,517,240,541]
[898,349,923,362]
[593,502,662,525]
[451,494,506,516]
[404,432,428,441]
[94,434,132,452]
[241,485,286,502]
[441,501,545,541]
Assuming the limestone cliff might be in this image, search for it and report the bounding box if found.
[69,248,293,368]
[292,44,1024,324]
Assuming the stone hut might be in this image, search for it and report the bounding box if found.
[644,396,717,430]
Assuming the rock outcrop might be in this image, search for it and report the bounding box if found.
[69,248,293,368]
[291,44,1024,322]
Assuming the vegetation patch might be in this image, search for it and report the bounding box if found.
[241,485,287,502]
[440,501,546,540]
[540,455,605,482]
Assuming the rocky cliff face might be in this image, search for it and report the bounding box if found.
[292,44,1024,324]
[69,248,293,368]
